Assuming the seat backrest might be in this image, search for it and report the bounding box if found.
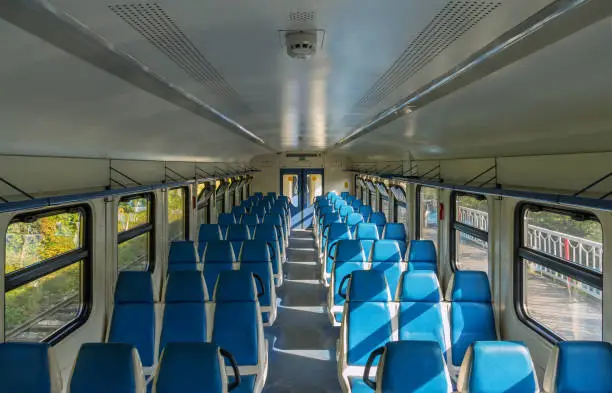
[251,205,267,220]
[197,224,223,258]
[263,214,284,239]
[369,212,387,237]
[325,224,352,275]
[226,224,251,255]
[543,341,612,393]
[339,205,354,222]
[344,270,393,366]
[355,223,380,259]
[218,213,236,231]
[108,271,155,368]
[168,240,198,272]
[396,271,448,358]
[327,191,337,199]
[0,343,62,393]
[366,341,451,393]
[240,199,252,211]
[346,213,365,235]
[334,199,347,211]
[154,343,233,393]
[253,224,281,277]
[160,272,208,354]
[332,240,367,323]
[254,192,264,200]
[382,223,406,241]
[370,240,404,292]
[231,205,246,217]
[212,271,263,367]
[447,271,497,367]
[241,213,260,236]
[341,191,350,199]
[406,240,437,272]
[267,191,277,200]
[458,341,539,393]
[202,241,236,298]
[358,205,373,221]
[239,240,274,324]
[351,199,363,209]
[69,343,145,393]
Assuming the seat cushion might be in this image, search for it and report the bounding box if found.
[212,303,259,366]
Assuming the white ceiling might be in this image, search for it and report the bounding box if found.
[4,0,604,162]
[339,17,612,160]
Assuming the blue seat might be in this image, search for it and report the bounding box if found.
[339,205,355,223]
[316,205,334,234]
[369,212,387,237]
[341,191,350,199]
[351,199,363,210]
[327,191,338,199]
[346,195,356,205]
[447,271,497,370]
[355,223,379,260]
[198,224,223,259]
[263,214,286,260]
[270,206,289,244]
[346,213,365,237]
[328,240,367,325]
[218,213,236,237]
[168,240,199,272]
[202,241,236,298]
[407,240,437,272]
[241,214,260,237]
[0,343,62,393]
[226,224,251,256]
[241,199,252,212]
[370,240,404,293]
[254,192,264,200]
[319,212,341,253]
[155,343,241,393]
[360,341,451,393]
[239,240,276,325]
[335,199,347,211]
[267,191,277,200]
[232,205,247,218]
[358,206,373,221]
[458,341,538,393]
[212,271,266,386]
[338,270,393,393]
[397,271,448,359]
[251,205,267,220]
[322,223,352,285]
[69,343,145,393]
[160,271,208,354]
[382,223,407,255]
[107,271,156,371]
[543,341,612,393]
[253,224,283,287]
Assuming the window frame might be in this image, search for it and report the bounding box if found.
[4,205,93,344]
[167,186,189,241]
[415,185,439,240]
[118,193,155,272]
[391,184,407,226]
[377,182,390,216]
[513,202,603,343]
[450,191,489,272]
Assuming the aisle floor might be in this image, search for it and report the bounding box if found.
[262,229,341,393]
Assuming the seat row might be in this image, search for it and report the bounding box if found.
[106,270,268,392]
[336,269,497,391]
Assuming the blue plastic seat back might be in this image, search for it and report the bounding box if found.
[254,192,264,200]
[168,240,198,272]
[397,271,447,357]
[241,199,252,212]
[355,223,380,260]
[334,199,347,211]
[332,240,367,321]
[263,214,285,244]
[70,343,142,393]
[226,224,251,256]
[320,213,342,251]
[458,342,538,393]
[0,343,60,393]
[325,224,352,275]
[155,343,227,393]
[253,224,281,277]
[346,213,365,236]
[267,191,277,200]
[339,205,355,222]
[544,341,612,393]
[327,191,337,199]
[239,240,273,323]
[202,241,236,298]
[346,195,356,204]
[232,205,246,217]
[197,224,223,258]
[213,271,260,366]
[317,206,335,227]
[407,240,437,263]
[241,213,261,236]
[369,212,387,237]
[217,213,236,236]
[375,341,451,393]
[383,223,407,242]
[358,205,373,221]
[160,272,208,354]
[371,240,403,292]
[340,191,349,199]
[346,270,392,366]
[351,199,363,209]
[448,271,497,366]
[251,205,267,220]
[108,271,155,368]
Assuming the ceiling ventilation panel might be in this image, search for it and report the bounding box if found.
[109,3,248,107]
[351,1,501,113]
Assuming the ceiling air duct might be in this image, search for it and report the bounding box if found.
[285,31,317,59]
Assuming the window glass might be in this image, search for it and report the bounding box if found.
[419,187,439,248]
[118,197,150,233]
[5,209,88,342]
[453,193,489,274]
[118,233,149,271]
[520,207,603,340]
[456,235,489,273]
[456,195,488,231]
[168,188,186,242]
[396,204,408,234]
[381,198,390,218]
[370,191,377,211]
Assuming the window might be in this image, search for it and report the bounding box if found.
[451,193,489,274]
[197,183,213,226]
[215,181,229,215]
[516,205,603,341]
[168,187,187,242]
[377,183,390,218]
[391,185,408,234]
[417,186,439,248]
[5,207,91,343]
[118,194,154,271]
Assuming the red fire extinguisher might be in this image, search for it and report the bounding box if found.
[439,202,445,221]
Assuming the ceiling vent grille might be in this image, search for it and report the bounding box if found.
[109,3,245,103]
[288,11,316,24]
[351,1,501,113]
